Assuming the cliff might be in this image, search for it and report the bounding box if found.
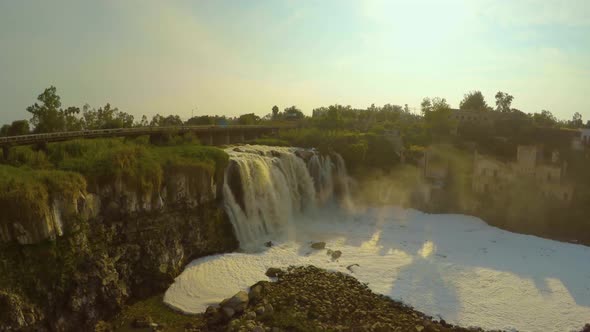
[0,139,238,331]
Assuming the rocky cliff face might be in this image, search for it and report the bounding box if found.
[0,166,237,331]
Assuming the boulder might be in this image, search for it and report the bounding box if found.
[222,290,249,313]
[221,306,235,319]
[94,321,113,332]
[264,303,274,315]
[265,267,283,278]
[311,242,326,250]
[330,250,342,260]
[244,310,257,320]
[254,306,265,316]
[132,315,153,328]
[249,284,263,303]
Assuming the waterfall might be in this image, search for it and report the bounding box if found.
[223,145,352,250]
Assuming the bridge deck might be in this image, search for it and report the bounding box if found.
[0,125,286,146]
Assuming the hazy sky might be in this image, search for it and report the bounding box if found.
[1,0,589,124]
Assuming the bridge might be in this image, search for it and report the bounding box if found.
[0,125,289,157]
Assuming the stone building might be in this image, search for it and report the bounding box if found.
[447,109,502,135]
[473,145,573,202]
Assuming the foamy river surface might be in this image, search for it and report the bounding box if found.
[165,207,590,332]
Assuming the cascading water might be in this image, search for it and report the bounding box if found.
[222,145,352,250]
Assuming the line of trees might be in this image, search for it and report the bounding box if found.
[1,86,587,139]
[456,90,586,129]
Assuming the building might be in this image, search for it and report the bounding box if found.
[448,109,500,135]
[449,109,498,125]
[580,128,590,145]
[473,145,573,202]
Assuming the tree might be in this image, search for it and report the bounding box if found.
[421,97,453,136]
[82,103,133,129]
[7,120,30,136]
[495,91,514,112]
[150,114,183,127]
[272,105,279,119]
[237,113,261,125]
[136,115,149,127]
[0,124,10,137]
[571,112,583,128]
[532,110,558,127]
[26,86,67,133]
[283,106,305,120]
[63,106,83,131]
[186,115,228,126]
[150,114,163,126]
[459,90,490,112]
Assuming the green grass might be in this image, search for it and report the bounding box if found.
[111,295,204,332]
[0,138,228,225]
[0,165,86,224]
[152,144,229,176]
[41,138,228,194]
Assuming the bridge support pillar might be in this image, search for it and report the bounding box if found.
[230,132,245,144]
[2,146,9,160]
[204,133,213,145]
[224,133,230,145]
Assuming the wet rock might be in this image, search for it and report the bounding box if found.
[222,291,249,313]
[265,267,283,278]
[263,303,274,315]
[249,285,263,303]
[330,250,342,260]
[222,306,235,319]
[132,315,152,328]
[245,310,257,320]
[346,264,360,273]
[255,306,265,316]
[295,150,315,161]
[94,321,113,332]
[311,242,326,250]
[264,241,273,248]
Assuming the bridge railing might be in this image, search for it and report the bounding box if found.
[0,125,290,146]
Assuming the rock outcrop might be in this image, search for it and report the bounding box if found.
[0,166,238,331]
[204,266,491,332]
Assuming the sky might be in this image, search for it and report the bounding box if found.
[0,0,589,124]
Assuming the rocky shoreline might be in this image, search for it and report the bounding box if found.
[195,265,493,332]
[110,263,590,332]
